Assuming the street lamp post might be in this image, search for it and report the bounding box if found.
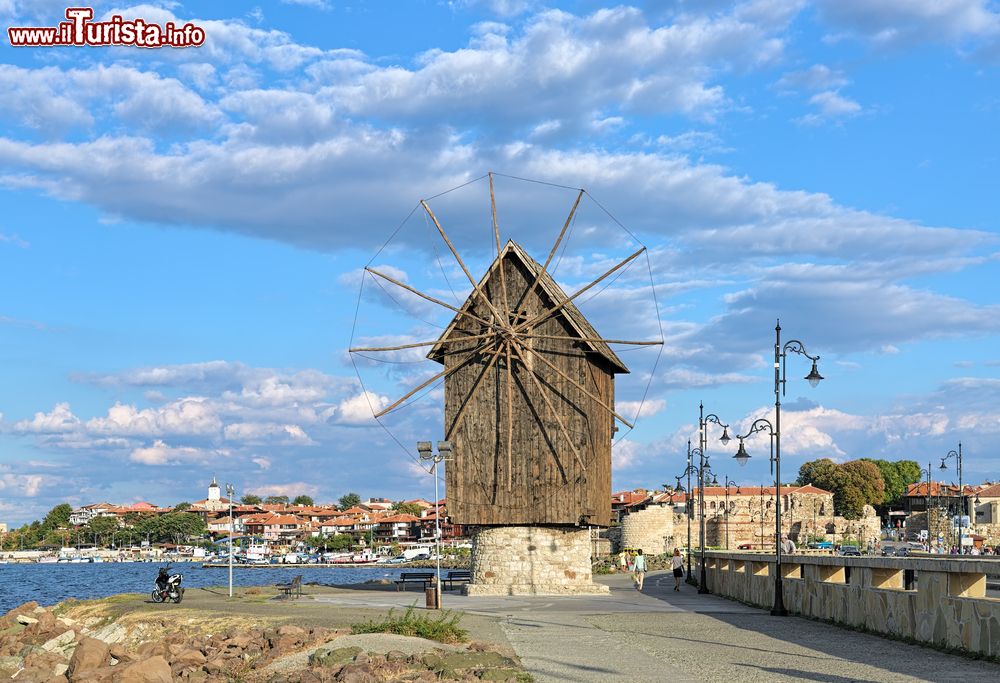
[684,440,694,582]
[732,320,822,616]
[697,403,730,594]
[226,484,235,597]
[417,440,452,609]
[723,477,740,550]
[940,442,964,554]
[676,447,714,589]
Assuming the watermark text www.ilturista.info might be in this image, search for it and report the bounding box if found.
[8,7,205,48]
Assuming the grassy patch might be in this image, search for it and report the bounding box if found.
[351,604,468,644]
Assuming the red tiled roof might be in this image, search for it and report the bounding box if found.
[906,482,959,497]
[377,514,420,523]
[267,515,305,525]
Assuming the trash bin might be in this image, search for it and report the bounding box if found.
[425,582,439,609]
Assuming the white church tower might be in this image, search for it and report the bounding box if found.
[208,476,221,503]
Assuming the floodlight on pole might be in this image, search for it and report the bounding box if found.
[226,483,235,598]
[418,440,452,608]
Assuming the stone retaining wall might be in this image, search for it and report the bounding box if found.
[465,526,609,596]
[699,551,1000,657]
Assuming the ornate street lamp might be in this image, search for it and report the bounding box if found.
[740,319,823,617]
[940,442,965,554]
[677,445,715,589]
[723,477,740,550]
[695,403,730,594]
[417,440,452,608]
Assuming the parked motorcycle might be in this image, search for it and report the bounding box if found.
[151,566,184,603]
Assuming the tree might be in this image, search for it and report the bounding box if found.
[862,459,921,507]
[133,512,206,543]
[796,459,838,491]
[42,503,73,531]
[241,493,262,505]
[292,495,315,506]
[338,493,361,510]
[173,502,192,512]
[832,460,886,520]
[264,495,289,505]
[392,502,423,517]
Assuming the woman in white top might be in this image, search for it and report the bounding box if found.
[671,548,684,591]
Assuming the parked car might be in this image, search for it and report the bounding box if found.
[737,543,754,550]
[881,546,897,556]
[384,555,409,564]
[838,545,861,556]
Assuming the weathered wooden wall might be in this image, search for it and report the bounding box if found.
[442,249,615,527]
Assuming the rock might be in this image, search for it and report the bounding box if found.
[16,615,39,626]
[136,640,169,659]
[337,663,378,683]
[40,629,77,656]
[385,650,408,663]
[0,654,24,677]
[117,655,172,683]
[277,624,307,637]
[352,651,369,665]
[53,662,69,676]
[6,602,39,618]
[171,647,207,669]
[109,643,129,662]
[310,646,362,668]
[90,622,126,644]
[68,636,110,676]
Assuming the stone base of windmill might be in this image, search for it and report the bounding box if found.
[463,525,609,596]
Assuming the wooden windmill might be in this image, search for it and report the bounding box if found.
[350,175,661,528]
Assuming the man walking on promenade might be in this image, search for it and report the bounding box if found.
[633,548,647,590]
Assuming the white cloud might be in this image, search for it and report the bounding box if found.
[86,399,221,438]
[129,440,226,465]
[774,64,849,92]
[810,90,862,116]
[0,473,45,497]
[14,403,81,434]
[252,457,272,470]
[0,232,29,248]
[223,422,317,445]
[252,482,320,497]
[617,398,666,419]
[818,0,1000,47]
[336,391,390,425]
[612,439,643,470]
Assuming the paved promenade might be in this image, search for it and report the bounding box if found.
[311,571,1000,682]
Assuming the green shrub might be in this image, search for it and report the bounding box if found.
[351,604,468,644]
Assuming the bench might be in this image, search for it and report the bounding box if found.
[394,571,435,591]
[443,570,471,591]
[276,575,302,599]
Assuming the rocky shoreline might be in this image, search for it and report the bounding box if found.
[0,586,529,682]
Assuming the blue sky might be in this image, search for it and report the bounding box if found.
[1,0,999,525]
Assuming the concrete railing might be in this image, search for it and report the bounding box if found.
[698,551,1000,657]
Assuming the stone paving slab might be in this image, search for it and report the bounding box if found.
[309,572,1000,682]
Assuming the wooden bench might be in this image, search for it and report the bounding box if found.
[276,575,302,599]
[394,571,435,591]
[443,570,471,591]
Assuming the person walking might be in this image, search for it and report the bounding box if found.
[671,548,684,591]
[633,548,647,590]
[618,549,628,573]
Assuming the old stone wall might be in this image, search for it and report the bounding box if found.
[465,526,609,595]
[620,505,674,555]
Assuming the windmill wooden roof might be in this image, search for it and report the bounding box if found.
[428,240,629,374]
